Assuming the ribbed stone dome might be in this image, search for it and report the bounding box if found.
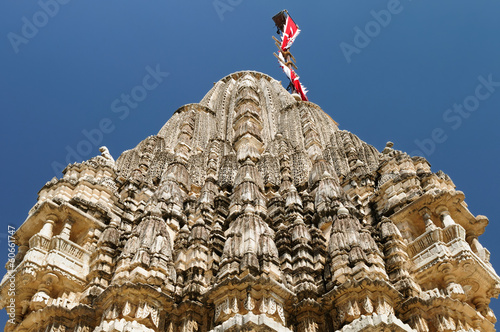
[156,70,340,159]
[116,70,380,190]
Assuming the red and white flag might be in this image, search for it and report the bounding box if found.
[277,53,308,101]
[277,53,292,79]
[292,74,308,101]
[281,15,301,51]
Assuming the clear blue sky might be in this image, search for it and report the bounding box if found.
[1,0,500,327]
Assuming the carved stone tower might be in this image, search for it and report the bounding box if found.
[1,71,499,331]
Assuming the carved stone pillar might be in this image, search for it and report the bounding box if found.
[473,296,496,323]
[467,233,484,253]
[436,206,456,227]
[439,263,465,300]
[30,273,58,311]
[15,244,29,266]
[39,215,58,238]
[60,219,73,240]
[419,209,437,231]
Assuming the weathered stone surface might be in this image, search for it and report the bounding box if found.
[1,70,499,331]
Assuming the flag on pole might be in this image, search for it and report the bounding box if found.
[292,73,308,101]
[273,10,308,101]
[277,53,308,101]
[281,14,301,51]
[277,53,292,79]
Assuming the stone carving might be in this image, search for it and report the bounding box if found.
[0,70,499,332]
[99,146,114,163]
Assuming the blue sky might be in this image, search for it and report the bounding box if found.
[1,0,500,327]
